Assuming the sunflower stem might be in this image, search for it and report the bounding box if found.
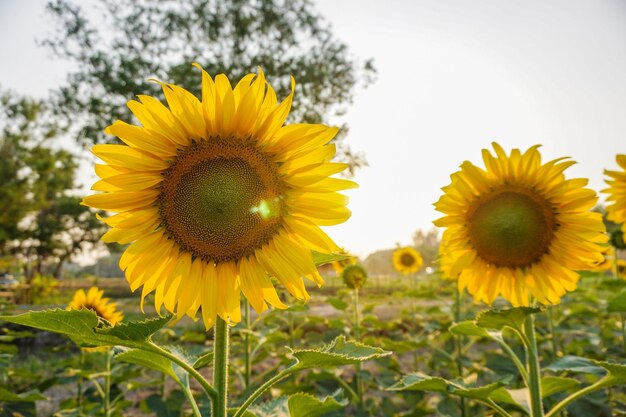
[244,298,251,389]
[454,288,469,417]
[547,307,559,359]
[611,251,626,355]
[213,317,229,417]
[147,342,217,401]
[104,348,111,417]
[354,287,364,406]
[524,314,544,417]
[77,350,84,410]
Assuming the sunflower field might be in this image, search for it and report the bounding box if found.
[2,1,626,416]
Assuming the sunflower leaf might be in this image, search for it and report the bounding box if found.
[246,390,347,417]
[287,335,391,371]
[0,387,46,402]
[607,290,626,313]
[312,251,352,266]
[115,348,179,382]
[387,373,517,404]
[475,307,542,333]
[0,309,171,349]
[449,320,492,338]
[541,376,580,397]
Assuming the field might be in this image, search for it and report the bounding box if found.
[3,269,626,417]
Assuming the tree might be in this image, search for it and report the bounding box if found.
[42,0,374,172]
[0,91,107,280]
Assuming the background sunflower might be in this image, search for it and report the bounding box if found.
[604,154,626,234]
[67,287,123,325]
[392,247,423,276]
[434,143,607,306]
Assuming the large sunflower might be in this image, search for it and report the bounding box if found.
[392,247,423,275]
[434,143,607,306]
[68,287,123,325]
[604,154,626,233]
[83,66,355,328]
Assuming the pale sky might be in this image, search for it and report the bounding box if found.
[1,0,625,259]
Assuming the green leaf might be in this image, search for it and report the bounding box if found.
[0,387,46,402]
[0,309,171,350]
[193,351,214,369]
[608,290,626,313]
[541,376,580,397]
[546,356,605,376]
[449,321,491,338]
[288,336,391,371]
[288,391,348,417]
[312,251,352,266]
[115,348,179,382]
[246,391,347,417]
[475,307,542,332]
[387,373,510,402]
[326,297,349,311]
[593,360,626,383]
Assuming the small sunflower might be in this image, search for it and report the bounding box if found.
[434,143,607,306]
[68,287,123,325]
[392,247,423,275]
[610,229,626,250]
[617,260,626,279]
[83,66,355,329]
[604,154,626,234]
[342,264,368,289]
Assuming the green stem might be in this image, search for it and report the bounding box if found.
[244,298,251,389]
[496,336,529,386]
[332,374,360,403]
[147,342,217,401]
[233,368,292,417]
[354,287,363,406]
[213,317,229,417]
[180,382,203,417]
[483,399,514,417]
[524,314,544,417]
[354,287,360,340]
[610,251,626,355]
[620,313,626,356]
[77,350,84,410]
[545,378,611,417]
[547,307,559,359]
[104,348,111,417]
[454,288,468,417]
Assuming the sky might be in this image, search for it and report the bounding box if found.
[1,0,626,259]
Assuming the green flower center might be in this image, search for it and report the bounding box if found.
[400,253,416,267]
[342,265,367,289]
[467,188,556,268]
[159,138,285,263]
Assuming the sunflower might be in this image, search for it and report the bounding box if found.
[342,264,368,289]
[618,259,626,279]
[610,229,626,250]
[392,247,423,275]
[434,143,607,306]
[604,154,626,234]
[68,287,123,325]
[83,66,355,329]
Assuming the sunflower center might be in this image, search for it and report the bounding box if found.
[159,137,285,262]
[400,253,416,267]
[467,188,556,268]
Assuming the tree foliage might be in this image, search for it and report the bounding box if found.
[42,0,374,172]
[0,91,106,279]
